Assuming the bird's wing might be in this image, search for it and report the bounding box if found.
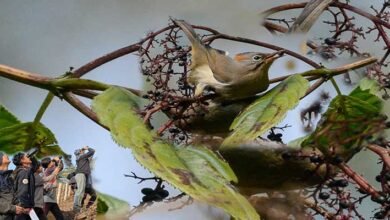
[206,49,249,83]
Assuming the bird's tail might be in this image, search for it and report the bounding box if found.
[173,19,203,47]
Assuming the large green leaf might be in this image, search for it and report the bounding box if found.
[0,104,20,128]
[0,103,69,160]
[301,78,383,158]
[92,87,259,220]
[97,192,129,218]
[222,75,309,147]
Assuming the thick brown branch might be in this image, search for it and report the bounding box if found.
[72,44,141,78]
[0,64,52,89]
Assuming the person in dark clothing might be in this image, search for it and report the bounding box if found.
[0,152,27,220]
[73,146,94,212]
[12,153,35,220]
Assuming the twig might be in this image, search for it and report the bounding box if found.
[124,172,161,184]
[303,198,334,219]
[338,163,381,198]
[366,144,390,169]
[269,56,377,84]
[262,2,390,29]
[157,120,174,136]
[62,92,108,130]
[143,104,163,124]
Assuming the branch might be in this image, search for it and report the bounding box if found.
[0,64,142,96]
[0,64,51,89]
[262,2,390,29]
[62,92,108,130]
[72,44,141,78]
[366,144,390,169]
[338,163,381,198]
[269,56,377,84]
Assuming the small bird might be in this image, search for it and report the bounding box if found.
[173,19,283,101]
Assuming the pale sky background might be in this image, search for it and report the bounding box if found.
[0,1,388,219]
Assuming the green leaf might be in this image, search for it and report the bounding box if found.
[222,75,309,147]
[92,87,259,220]
[301,80,383,158]
[0,104,20,128]
[0,103,69,160]
[97,192,129,218]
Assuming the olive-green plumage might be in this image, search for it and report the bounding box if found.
[174,19,281,101]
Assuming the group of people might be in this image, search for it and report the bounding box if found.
[0,145,96,220]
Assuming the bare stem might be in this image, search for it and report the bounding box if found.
[338,163,381,198]
[62,92,108,130]
[269,56,377,84]
[366,144,390,169]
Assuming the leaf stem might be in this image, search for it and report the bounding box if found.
[33,92,54,125]
[330,77,342,96]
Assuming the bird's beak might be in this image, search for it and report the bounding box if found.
[264,50,285,64]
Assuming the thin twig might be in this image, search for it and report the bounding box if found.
[62,92,108,130]
[366,144,390,168]
[338,163,381,198]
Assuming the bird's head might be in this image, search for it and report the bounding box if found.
[234,50,284,72]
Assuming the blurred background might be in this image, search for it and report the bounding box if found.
[0,0,388,219]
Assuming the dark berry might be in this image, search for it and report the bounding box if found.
[142,95,149,99]
[376,175,382,182]
[310,155,323,163]
[319,192,330,200]
[371,195,386,204]
[374,210,385,219]
[178,135,186,141]
[336,179,349,187]
[384,172,390,181]
[324,37,337,45]
[168,128,179,133]
[339,201,350,209]
[156,189,169,198]
[358,188,367,194]
[141,188,155,195]
[330,155,344,164]
[385,121,390,128]
[142,194,159,203]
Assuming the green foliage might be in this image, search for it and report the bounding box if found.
[92,87,259,220]
[0,103,69,160]
[97,192,129,217]
[0,105,20,128]
[301,78,383,158]
[223,75,309,147]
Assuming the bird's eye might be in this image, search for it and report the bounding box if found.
[252,55,262,61]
